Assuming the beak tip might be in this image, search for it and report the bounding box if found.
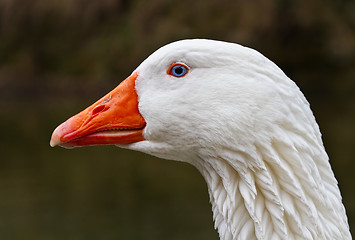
[50,134,59,147]
[50,126,63,147]
[49,139,57,147]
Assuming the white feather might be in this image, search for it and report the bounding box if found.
[121,39,351,239]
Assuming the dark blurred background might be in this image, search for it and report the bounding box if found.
[0,0,354,239]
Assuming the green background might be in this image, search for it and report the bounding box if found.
[0,0,354,239]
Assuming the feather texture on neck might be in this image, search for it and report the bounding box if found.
[194,111,350,240]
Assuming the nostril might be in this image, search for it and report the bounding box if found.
[92,105,107,115]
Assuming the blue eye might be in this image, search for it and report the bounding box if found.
[168,63,189,78]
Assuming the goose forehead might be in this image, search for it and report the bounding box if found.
[135,39,293,97]
[138,39,252,69]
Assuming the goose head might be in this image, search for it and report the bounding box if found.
[50,39,351,239]
[51,39,296,162]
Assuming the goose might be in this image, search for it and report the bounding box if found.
[50,39,351,240]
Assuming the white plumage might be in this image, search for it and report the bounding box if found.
[51,39,352,239]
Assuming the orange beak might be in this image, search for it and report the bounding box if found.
[50,72,146,148]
